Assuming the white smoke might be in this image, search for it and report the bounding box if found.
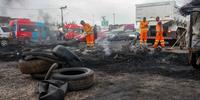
[96,34,111,56]
[37,10,51,23]
[0,0,26,15]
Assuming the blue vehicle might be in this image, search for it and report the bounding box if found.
[32,22,48,43]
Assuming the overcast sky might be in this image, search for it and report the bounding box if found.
[0,0,190,25]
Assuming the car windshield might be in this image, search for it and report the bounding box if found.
[74,28,83,33]
[125,30,136,34]
[1,27,11,32]
[19,25,35,32]
[33,26,46,32]
[66,28,83,33]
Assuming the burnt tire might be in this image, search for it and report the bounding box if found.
[31,73,46,80]
[31,68,60,80]
[52,45,84,67]
[23,52,60,61]
[51,67,95,91]
[192,53,200,69]
[18,60,53,74]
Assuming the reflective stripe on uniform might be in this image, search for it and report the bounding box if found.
[160,40,164,42]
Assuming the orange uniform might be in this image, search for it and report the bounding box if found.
[83,23,94,47]
[153,21,165,48]
[140,20,149,46]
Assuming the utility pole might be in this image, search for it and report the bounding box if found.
[60,5,67,27]
[92,14,95,25]
[113,13,116,25]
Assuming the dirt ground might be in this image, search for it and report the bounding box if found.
[0,47,200,100]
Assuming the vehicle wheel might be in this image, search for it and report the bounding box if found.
[18,60,53,74]
[52,45,84,67]
[51,67,95,91]
[0,39,8,47]
[192,53,200,69]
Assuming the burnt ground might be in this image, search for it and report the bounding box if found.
[0,46,200,100]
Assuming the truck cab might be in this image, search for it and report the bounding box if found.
[9,18,35,43]
[32,22,48,43]
[64,24,85,42]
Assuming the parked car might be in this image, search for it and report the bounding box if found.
[0,26,12,47]
[107,26,137,42]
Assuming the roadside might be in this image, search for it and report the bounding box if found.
[1,49,200,100]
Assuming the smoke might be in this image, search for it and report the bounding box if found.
[0,0,53,23]
[96,35,112,56]
[3,0,25,5]
[101,40,111,56]
[0,0,25,15]
[38,10,51,23]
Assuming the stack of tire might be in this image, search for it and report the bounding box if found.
[18,45,95,91]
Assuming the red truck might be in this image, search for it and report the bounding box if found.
[9,18,35,42]
[63,24,86,42]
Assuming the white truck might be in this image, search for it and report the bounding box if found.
[0,26,12,47]
[136,1,187,46]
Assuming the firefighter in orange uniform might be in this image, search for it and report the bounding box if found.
[140,17,149,48]
[80,20,94,47]
[153,17,165,49]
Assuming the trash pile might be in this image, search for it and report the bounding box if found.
[18,45,95,100]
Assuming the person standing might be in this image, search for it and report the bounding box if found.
[140,17,149,48]
[153,17,165,49]
[58,26,64,40]
[93,25,98,40]
[80,20,94,47]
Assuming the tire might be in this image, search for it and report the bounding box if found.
[35,56,66,64]
[52,45,84,67]
[18,60,53,74]
[31,68,60,80]
[30,48,44,52]
[30,48,52,53]
[23,52,65,63]
[192,53,200,69]
[0,39,8,47]
[24,55,37,61]
[31,73,46,80]
[51,67,95,91]
[23,52,59,60]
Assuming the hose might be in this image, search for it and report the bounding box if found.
[44,63,59,80]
